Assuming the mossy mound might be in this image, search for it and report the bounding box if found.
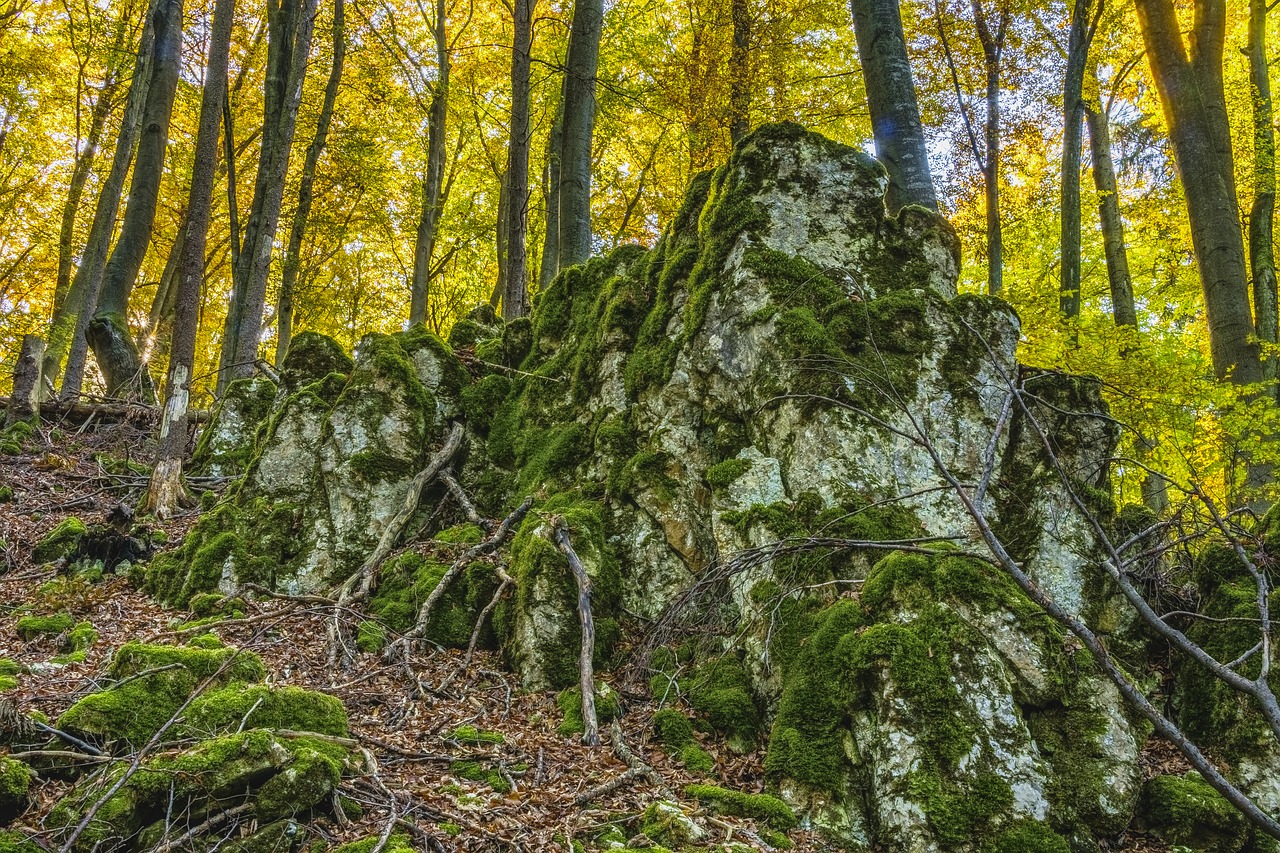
[181,684,349,739]
[368,550,498,648]
[332,834,417,853]
[279,330,354,394]
[33,517,86,563]
[0,831,41,853]
[58,641,267,748]
[685,784,796,830]
[1138,773,1254,853]
[46,730,350,853]
[556,682,622,737]
[652,708,714,773]
[0,759,31,825]
[15,611,73,640]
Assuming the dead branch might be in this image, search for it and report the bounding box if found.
[607,720,671,798]
[572,766,649,806]
[553,518,598,747]
[146,801,253,853]
[0,396,209,425]
[441,470,492,532]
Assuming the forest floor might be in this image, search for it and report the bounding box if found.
[0,414,1178,852]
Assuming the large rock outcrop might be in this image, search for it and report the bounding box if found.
[173,124,1152,851]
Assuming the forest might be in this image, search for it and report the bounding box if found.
[1,0,1280,850]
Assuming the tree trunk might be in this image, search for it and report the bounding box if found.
[972,0,1006,297]
[86,0,184,401]
[217,0,318,392]
[539,88,564,289]
[148,0,235,519]
[142,216,186,366]
[502,0,534,319]
[1086,88,1137,328]
[1249,0,1276,383]
[276,0,345,366]
[1134,0,1263,385]
[557,0,604,269]
[1060,0,1091,323]
[729,0,751,144]
[58,2,158,400]
[848,0,938,213]
[409,0,449,327]
[6,336,44,428]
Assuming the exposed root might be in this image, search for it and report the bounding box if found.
[552,518,598,747]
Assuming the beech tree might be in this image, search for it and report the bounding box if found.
[849,0,938,213]
[556,0,604,270]
[408,0,450,327]
[500,0,535,320]
[1248,0,1276,381]
[84,0,183,400]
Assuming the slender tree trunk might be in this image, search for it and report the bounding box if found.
[557,0,604,269]
[59,2,158,400]
[6,336,44,427]
[848,0,938,213]
[1060,0,1091,324]
[276,0,345,366]
[43,82,115,391]
[972,0,1005,297]
[223,94,242,272]
[143,215,188,365]
[729,0,751,144]
[1134,0,1262,385]
[539,88,564,289]
[409,0,449,327]
[217,0,318,392]
[148,0,235,519]
[502,0,534,319]
[1086,92,1137,328]
[1249,0,1276,383]
[86,0,184,401]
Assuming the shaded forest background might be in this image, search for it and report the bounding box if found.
[0,0,1277,505]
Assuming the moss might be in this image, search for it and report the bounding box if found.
[556,682,622,736]
[983,820,1072,853]
[190,377,277,475]
[34,517,86,563]
[188,593,246,619]
[1024,699,1122,837]
[65,621,97,652]
[684,784,796,830]
[254,741,343,821]
[356,620,387,654]
[182,684,350,738]
[435,524,484,545]
[704,458,752,491]
[0,486,12,503]
[638,801,703,848]
[1140,773,1251,853]
[0,676,15,692]
[58,642,265,747]
[394,324,471,399]
[368,552,498,649]
[908,770,1012,845]
[0,831,41,853]
[0,759,31,824]
[461,374,512,435]
[15,612,73,640]
[450,725,504,745]
[332,835,416,853]
[0,660,20,677]
[685,656,762,750]
[451,759,510,792]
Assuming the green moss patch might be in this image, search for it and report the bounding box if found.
[0,759,32,824]
[15,612,73,640]
[652,708,715,773]
[1139,773,1253,853]
[556,682,621,737]
[685,784,796,830]
[182,684,349,739]
[369,551,498,649]
[34,517,86,563]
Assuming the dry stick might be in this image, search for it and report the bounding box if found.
[34,721,103,756]
[439,566,514,694]
[552,518,598,747]
[572,766,649,806]
[441,470,491,532]
[328,422,465,666]
[399,497,533,644]
[608,719,671,798]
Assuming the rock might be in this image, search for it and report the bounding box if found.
[0,759,31,825]
[33,517,86,564]
[189,378,276,478]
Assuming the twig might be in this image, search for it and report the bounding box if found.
[146,801,253,853]
[572,766,649,806]
[552,518,598,747]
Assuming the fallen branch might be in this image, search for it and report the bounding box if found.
[573,766,649,806]
[608,720,671,798]
[441,471,492,532]
[440,566,515,693]
[0,396,210,425]
[146,801,254,853]
[553,518,598,747]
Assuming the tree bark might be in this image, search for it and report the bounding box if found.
[58,2,158,401]
[409,0,449,327]
[149,0,236,519]
[1085,83,1137,328]
[86,0,184,401]
[1060,0,1092,323]
[6,336,44,428]
[276,0,345,366]
[217,0,318,393]
[848,0,938,213]
[1134,0,1263,385]
[1249,0,1276,383]
[539,88,564,289]
[557,0,604,270]
[729,0,751,144]
[502,0,534,319]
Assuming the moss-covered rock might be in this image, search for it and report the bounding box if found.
[58,641,266,748]
[556,681,621,737]
[182,684,349,739]
[15,611,73,640]
[685,784,796,830]
[652,708,714,773]
[190,377,277,477]
[34,517,86,563]
[1139,773,1253,853]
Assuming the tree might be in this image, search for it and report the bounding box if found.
[277,0,346,366]
[84,0,184,401]
[147,0,236,518]
[55,1,157,401]
[409,0,450,327]
[1086,60,1137,329]
[1059,0,1098,323]
[556,0,604,270]
[728,0,752,144]
[849,0,938,213]
[501,0,535,319]
[1248,0,1276,382]
[1132,0,1263,385]
[218,0,318,392]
